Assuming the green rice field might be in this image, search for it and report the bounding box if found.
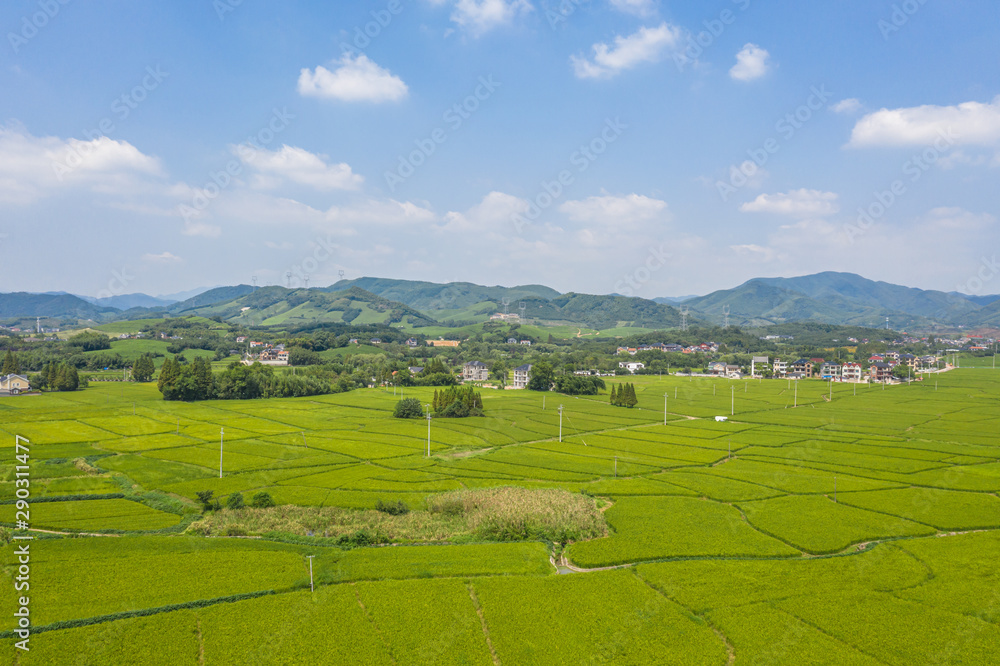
[2,369,1000,663]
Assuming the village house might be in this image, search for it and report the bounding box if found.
[869,362,894,383]
[619,361,645,374]
[513,364,532,389]
[791,359,815,378]
[462,361,489,382]
[0,374,30,395]
[751,356,769,377]
[427,339,460,347]
[820,362,842,379]
[841,363,863,382]
[772,359,788,376]
[405,338,419,347]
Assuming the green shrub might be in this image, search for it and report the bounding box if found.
[393,398,424,419]
[250,491,275,509]
[375,499,410,516]
[226,493,245,510]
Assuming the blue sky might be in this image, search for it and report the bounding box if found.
[1,0,998,301]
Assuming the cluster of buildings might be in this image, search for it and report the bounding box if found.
[721,353,942,383]
[617,342,719,355]
[243,342,289,366]
[458,360,534,389]
[489,313,521,322]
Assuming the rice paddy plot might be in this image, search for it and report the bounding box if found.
[774,591,1000,664]
[738,494,936,554]
[654,470,786,502]
[566,496,799,568]
[636,542,928,614]
[473,569,728,666]
[835,487,1000,530]
[488,445,662,477]
[329,542,551,582]
[354,579,494,664]
[96,453,217,487]
[4,498,181,532]
[700,459,905,494]
[583,476,700,497]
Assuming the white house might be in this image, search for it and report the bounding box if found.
[462,361,489,382]
[772,359,788,376]
[751,356,769,377]
[513,364,532,389]
[842,363,863,382]
[619,361,645,374]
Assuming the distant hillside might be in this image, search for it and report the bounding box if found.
[170,285,256,312]
[326,277,560,311]
[180,286,436,327]
[755,272,980,321]
[687,272,984,328]
[518,293,684,330]
[0,293,115,320]
[960,299,1000,327]
[81,293,176,310]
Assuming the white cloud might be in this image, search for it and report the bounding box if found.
[0,125,163,204]
[241,145,362,191]
[326,198,436,227]
[559,193,668,224]
[609,0,656,18]
[729,43,770,82]
[571,23,683,80]
[442,191,529,231]
[831,98,862,114]
[182,220,222,238]
[450,0,532,36]
[142,252,183,264]
[298,54,408,103]
[740,189,839,217]
[849,96,1000,147]
[730,244,778,262]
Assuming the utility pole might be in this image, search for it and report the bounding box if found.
[664,393,668,426]
[306,555,315,592]
[614,456,618,478]
[834,476,837,503]
[558,405,564,442]
[731,385,735,416]
[219,428,224,478]
[794,380,797,408]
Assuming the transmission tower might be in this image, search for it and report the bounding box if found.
[303,276,310,289]
[722,305,731,328]
[286,272,292,288]
[519,301,526,321]
[338,270,345,281]
[251,275,258,292]
[501,297,510,316]
[680,306,689,332]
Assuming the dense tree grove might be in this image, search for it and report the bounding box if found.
[432,385,484,417]
[132,354,156,382]
[392,398,425,419]
[610,383,638,408]
[30,362,83,391]
[1,349,20,375]
[553,375,606,395]
[157,359,353,401]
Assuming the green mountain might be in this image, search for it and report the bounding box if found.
[168,285,255,313]
[0,293,116,320]
[685,272,984,328]
[325,277,560,311]
[177,286,436,327]
[519,293,684,330]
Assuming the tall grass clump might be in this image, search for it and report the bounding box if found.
[428,487,606,544]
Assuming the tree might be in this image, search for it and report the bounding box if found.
[1,350,18,375]
[610,384,619,406]
[393,397,424,419]
[158,357,180,393]
[250,491,275,509]
[225,492,245,510]
[195,490,216,512]
[526,361,554,391]
[133,354,155,382]
[624,383,638,408]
